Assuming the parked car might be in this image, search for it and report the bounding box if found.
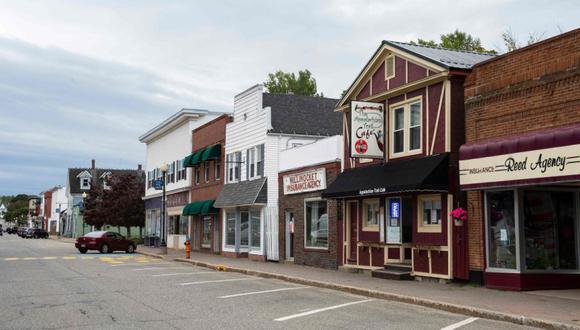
[24,228,49,239]
[17,227,29,237]
[7,226,18,234]
[75,231,136,254]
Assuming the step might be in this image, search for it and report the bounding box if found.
[371,268,413,281]
[384,263,412,272]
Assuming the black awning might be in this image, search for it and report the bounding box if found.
[322,153,449,198]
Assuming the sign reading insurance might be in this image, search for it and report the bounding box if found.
[460,144,580,189]
[350,101,384,159]
[283,168,326,195]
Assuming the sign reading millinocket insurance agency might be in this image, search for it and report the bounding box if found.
[350,101,384,159]
[283,168,326,195]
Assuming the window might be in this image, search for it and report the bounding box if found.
[363,199,380,230]
[169,215,187,235]
[81,178,91,190]
[202,217,211,248]
[226,152,241,183]
[215,159,221,180]
[249,148,256,178]
[226,212,236,246]
[240,211,249,247]
[176,161,182,181]
[257,144,264,177]
[181,160,187,181]
[194,166,200,185]
[385,55,395,80]
[418,195,442,233]
[246,144,264,180]
[235,151,241,180]
[204,161,210,183]
[168,162,175,183]
[305,200,328,248]
[250,210,261,248]
[390,98,422,157]
[486,191,517,269]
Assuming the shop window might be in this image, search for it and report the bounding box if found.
[486,191,517,269]
[523,191,577,270]
[204,161,210,183]
[215,159,221,180]
[389,98,422,158]
[240,211,249,247]
[385,55,395,80]
[305,199,328,248]
[362,199,380,231]
[168,215,187,235]
[202,216,211,248]
[226,212,236,246]
[417,195,442,233]
[250,210,261,248]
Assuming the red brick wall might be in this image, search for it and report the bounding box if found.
[464,28,580,271]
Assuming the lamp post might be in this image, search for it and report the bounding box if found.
[159,162,169,255]
[81,192,87,235]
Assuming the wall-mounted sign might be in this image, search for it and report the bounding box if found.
[387,198,401,244]
[283,168,326,195]
[389,199,400,219]
[460,144,580,189]
[153,179,164,190]
[350,101,384,159]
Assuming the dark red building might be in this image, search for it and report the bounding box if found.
[460,28,580,290]
[323,40,495,280]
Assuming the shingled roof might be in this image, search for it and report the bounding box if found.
[263,93,341,136]
[68,168,143,194]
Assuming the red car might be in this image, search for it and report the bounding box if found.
[75,231,136,254]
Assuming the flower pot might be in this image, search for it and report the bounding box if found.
[454,219,463,226]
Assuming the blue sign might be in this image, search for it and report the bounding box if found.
[153,179,164,190]
[389,199,400,219]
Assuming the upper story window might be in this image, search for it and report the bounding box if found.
[226,152,241,183]
[204,161,210,183]
[81,178,91,190]
[194,166,201,185]
[389,97,422,158]
[215,159,221,181]
[176,161,182,181]
[385,55,395,80]
[247,144,265,180]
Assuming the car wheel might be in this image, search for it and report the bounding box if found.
[79,248,88,254]
[126,244,135,253]
[100,244,109,254]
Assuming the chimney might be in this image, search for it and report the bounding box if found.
[137,164,142,171]
[91,159,96,169]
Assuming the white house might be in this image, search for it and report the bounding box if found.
[49,186,67,235]
[214,85,341,261]
[139,108,224,249]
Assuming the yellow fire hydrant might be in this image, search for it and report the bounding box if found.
[184,240,191,259]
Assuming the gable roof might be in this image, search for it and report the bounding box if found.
[263,93,342,136]
[68,168,143,194]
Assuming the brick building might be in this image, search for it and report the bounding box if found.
[278,136,342,269]
[182,114,231,254]
[459,28,580,290]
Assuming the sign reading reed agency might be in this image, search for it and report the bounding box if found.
[283,168,326,195]
[350,101,384,159]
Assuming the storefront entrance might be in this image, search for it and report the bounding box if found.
[285,210,294,260]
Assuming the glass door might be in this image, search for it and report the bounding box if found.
[240,211,249,247]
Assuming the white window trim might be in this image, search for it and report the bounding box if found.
[80,178,91,190]
[362,198,380,232]
[389,96,423,159]
[417,194,442,233]
[215,159,221,181]
[204,161,210,183]
[194,166,200,185]
[304,197,329,250]
[385,54,395,80]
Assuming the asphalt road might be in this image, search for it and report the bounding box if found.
[0,234,537,330]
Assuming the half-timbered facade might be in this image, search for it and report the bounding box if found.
[323,41,494,280]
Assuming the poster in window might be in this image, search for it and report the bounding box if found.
[350,101,384,159]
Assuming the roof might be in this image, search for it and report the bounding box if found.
[139,108,226,143]
[263,93,342,136]
[383,40,496,70]
[214,177,267,208]
[68,168,143,194]
[322,153,449,198]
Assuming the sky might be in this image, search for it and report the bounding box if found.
[0,0,578,195]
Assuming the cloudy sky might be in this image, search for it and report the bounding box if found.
[0,0,577,195]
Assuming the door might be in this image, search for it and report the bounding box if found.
[348,202,358,263]
[240,211,249,247]
[285,210,294,260]
[212,216,220,253]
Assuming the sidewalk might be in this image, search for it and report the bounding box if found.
[138,245,580,329]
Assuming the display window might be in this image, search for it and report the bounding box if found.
[305,199,328,248]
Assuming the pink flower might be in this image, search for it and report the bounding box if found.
[450,208,468,221]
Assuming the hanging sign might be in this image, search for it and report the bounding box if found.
[350,101,384,159]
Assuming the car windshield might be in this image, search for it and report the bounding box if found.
[84,231,106,238]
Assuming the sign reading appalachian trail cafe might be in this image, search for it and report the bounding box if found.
[459,144,580,189]
[350,101,384,159]
[283,168,327,195]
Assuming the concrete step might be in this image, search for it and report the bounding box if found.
[384,263,412,272]
[371,268,413,281]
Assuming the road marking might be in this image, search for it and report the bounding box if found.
[43,257,58,260]
[441,317,479,330]
[132,267,191,271]
[180,278,259,286]
[152,272,215,277]
[4,258,20,261]
[274,299,375,322]
[81,256,95,260]
[218,286,308,299]
[62,256,76,260]
[22,257,37,260]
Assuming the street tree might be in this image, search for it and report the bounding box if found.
[106,173,145,238]
[411,30,497,54]
[4,194,33,225]
[82,185,107,230]
[264,69,318,96]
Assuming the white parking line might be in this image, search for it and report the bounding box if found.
[132,266,192,271]
[274,299,375,322]
[441,317,479,330]
[152,272,215,277]
[180,278,259,286]
[218,286,307,299]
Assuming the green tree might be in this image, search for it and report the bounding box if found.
[106,173,145,238]
[411,30,496,54]
[82,185,107,230]
[264,69,318,96]
[4,194,33,225]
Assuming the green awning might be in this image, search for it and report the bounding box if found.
[201,144,221,161]
[183,154,194,168]
[190,150,203,166]
[182,200,217,216]
[200,200,218,215]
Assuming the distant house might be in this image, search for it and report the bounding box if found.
[64,159,143,238]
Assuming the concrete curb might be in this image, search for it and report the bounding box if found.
[136,250,577,330]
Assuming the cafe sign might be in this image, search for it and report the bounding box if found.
[283,168,326,195]
[350,101,384,159]
[460,144,580,189]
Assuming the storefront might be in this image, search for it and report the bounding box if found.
[166,191,189,250]
[279,161,342,269]
[460,125,580,289]
[182,200,220,253]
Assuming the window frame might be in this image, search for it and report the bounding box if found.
[204,161,210,183]
[194,166,200,185]
[385,54,395,80]
[304,198,329,249]
[80,177,91,190]
[389,96,423,159]
[362,198,380,232]
[417,194,442,233]
[215,159,221,181]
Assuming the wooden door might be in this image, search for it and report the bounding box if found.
[348,202,358,263]
[453,219,469,280]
